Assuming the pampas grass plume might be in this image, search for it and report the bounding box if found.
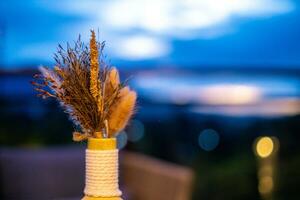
[109,67,120,88]
[119,86,130,97]
[105,67,120,97]
[108,90,137,137]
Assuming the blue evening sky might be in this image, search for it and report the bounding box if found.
[0,0,300,69]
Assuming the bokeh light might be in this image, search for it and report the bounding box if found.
[258,176,274,194]
[127,120,145,142]
[116,131,128,150]
[256,137,274,158]
[200,84,262,105]
[198,129,220,151]
[258,164,273,178]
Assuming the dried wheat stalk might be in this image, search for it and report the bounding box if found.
[32,30,137,141]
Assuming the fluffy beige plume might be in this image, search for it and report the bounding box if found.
[89,30,100,101]
[105,67,120,97]
[108,90,137,137]
[119,86,130,97]
[109,67,120,88]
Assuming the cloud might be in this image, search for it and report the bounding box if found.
[100,0,294,38]
[40,0,295,59]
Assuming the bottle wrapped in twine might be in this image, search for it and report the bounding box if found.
[82,138,123,200]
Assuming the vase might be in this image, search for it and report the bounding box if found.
[82,138,123,200]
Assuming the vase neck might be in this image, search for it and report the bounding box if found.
[88,138,117,150]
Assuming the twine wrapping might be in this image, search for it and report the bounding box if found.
[84,149,122,197]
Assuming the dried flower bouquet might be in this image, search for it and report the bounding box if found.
[32,30,137,140]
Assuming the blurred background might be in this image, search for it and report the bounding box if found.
[1,0,300,200]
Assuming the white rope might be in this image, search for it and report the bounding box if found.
[84,149,122,197]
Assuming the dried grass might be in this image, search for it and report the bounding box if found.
[32,30,137,141]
